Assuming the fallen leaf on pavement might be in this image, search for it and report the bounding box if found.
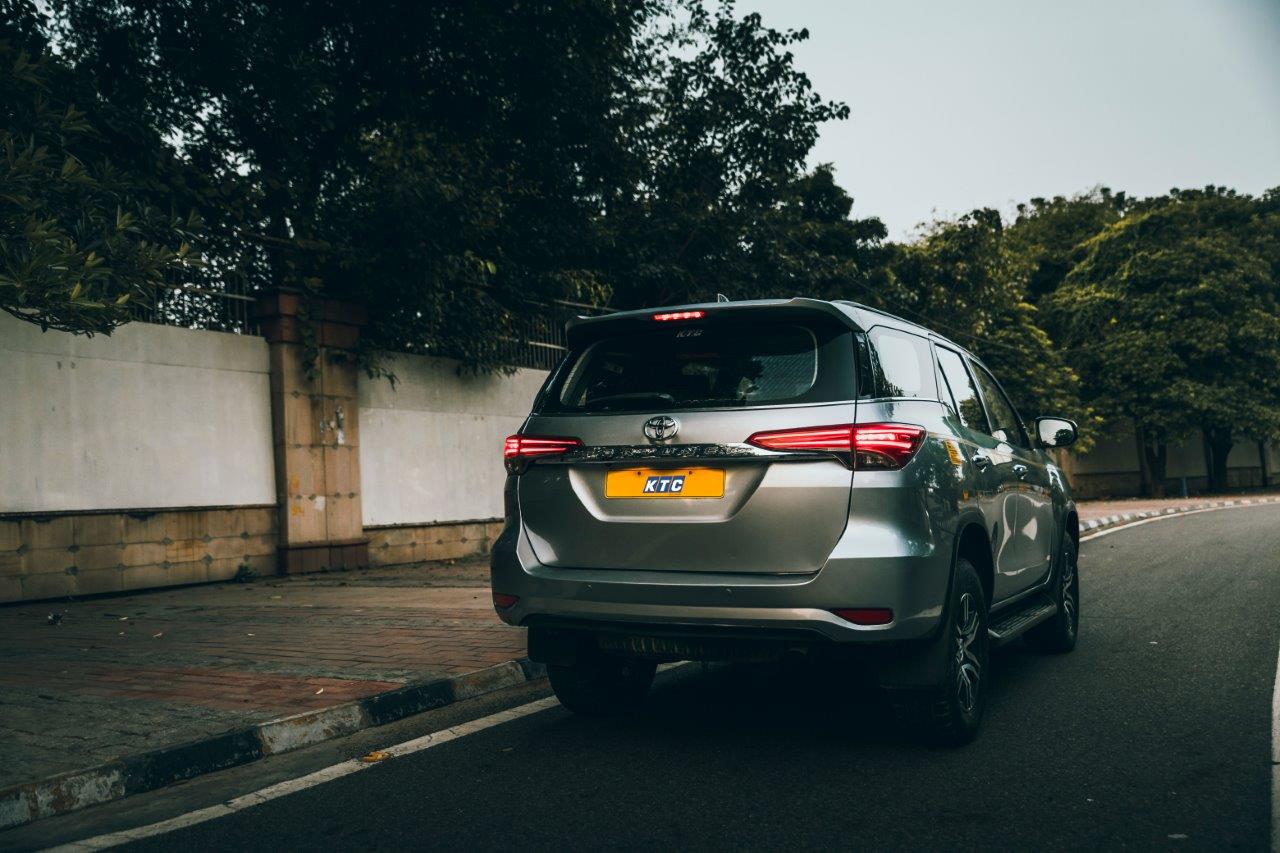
[360,750,390,763]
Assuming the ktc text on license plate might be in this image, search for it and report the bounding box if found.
[604,468,725,498]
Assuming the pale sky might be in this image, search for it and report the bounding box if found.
[740,0,1280,238]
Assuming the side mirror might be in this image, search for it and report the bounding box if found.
[1035,416,1078,449]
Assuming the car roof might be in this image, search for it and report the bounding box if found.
[565,297,974,360]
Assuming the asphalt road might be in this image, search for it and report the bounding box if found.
[38,505,1280,851]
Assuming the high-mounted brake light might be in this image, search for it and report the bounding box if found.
[652,310,705,321]
[745,422,925,470]
[503,435,582,473]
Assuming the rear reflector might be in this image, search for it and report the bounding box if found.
[652,310,705,321]
[492,592,520,609]
[744,423,925,469]
[832,608,893,626]
[503,435,582,473]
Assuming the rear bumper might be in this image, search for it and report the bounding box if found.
[490,514,953,646]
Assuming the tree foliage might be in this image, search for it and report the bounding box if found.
[46,0,856,365]
[1006,188,1129,304]
[876,209,1085,432]
[1048,187,1280,490]
[0,2,200,334]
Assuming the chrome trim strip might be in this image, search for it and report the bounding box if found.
[537,443,837,466]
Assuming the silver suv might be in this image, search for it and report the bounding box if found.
[491,298,1080,744]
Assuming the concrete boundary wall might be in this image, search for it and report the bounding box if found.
[0,313,275,513]
[358,353,548,530]
[1068,425,1279,498]
[1,313,277,602]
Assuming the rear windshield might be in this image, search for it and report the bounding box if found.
[538,321,855,414]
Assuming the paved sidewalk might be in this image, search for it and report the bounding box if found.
[0,558,520,792]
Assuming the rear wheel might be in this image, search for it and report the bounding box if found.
[894,557,989,746]
[548,655,656,716]
[1025,535,1079,653]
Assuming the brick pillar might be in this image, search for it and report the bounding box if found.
[254,291,369,574]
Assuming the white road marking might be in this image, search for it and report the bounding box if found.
[1272,639,1280,853]
[48,504,1278,850]
[45,697,563,852]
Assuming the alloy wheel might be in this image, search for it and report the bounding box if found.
[1061,548,1078,636]
[954,591,982,714]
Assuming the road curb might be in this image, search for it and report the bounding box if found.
[0,658,548,831]
[1080,496,1280,537]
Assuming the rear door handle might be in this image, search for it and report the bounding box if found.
[971,452,992,470]
[1012,463,1029,479]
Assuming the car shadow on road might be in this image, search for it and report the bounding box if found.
[561,641,1067,750]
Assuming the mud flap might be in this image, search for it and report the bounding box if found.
[527,626,582,666]
[864,628,951,690]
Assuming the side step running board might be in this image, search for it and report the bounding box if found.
[988,594,1057,645]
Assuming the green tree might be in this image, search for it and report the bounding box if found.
[1050,187,1280,493]
[0,2,200,334]
[51,0,659,361]
[750,164,890,302]
[598,3,853,307]
[49,0,853,368]
[1005,187,1129,304]
[877,209,1085,432]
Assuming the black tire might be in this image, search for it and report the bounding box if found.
[894,557,989,746]
[1025,535,1079,654]
[547,655,656,716]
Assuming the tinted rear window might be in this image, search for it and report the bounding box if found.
[539,322,854,413]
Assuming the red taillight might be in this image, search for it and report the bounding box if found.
[653,310,705,321]
[745,422,925,469]
[747,424,854,452]
[493,592,520,609]
[503,435,581,473]
[832,607,893,626]
[852,423,926,469]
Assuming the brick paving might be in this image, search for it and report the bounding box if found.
[0,558,523,789]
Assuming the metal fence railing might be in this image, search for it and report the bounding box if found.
[493,299,614,371]
[130,280,260,336]
[128,283,612,370]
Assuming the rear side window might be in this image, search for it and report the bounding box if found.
[971,362,1028,447]
[936,346,988,431]
[540,322,854,414]
[866,327,938,399]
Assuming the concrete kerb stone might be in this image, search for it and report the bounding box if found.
[0,658,547,831]
[1079,496,1280,539]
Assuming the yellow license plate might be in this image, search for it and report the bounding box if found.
[604,468,725,498]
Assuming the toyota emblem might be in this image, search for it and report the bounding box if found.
[643,415,679,442]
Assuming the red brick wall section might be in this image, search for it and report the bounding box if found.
[0,507,277,604]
